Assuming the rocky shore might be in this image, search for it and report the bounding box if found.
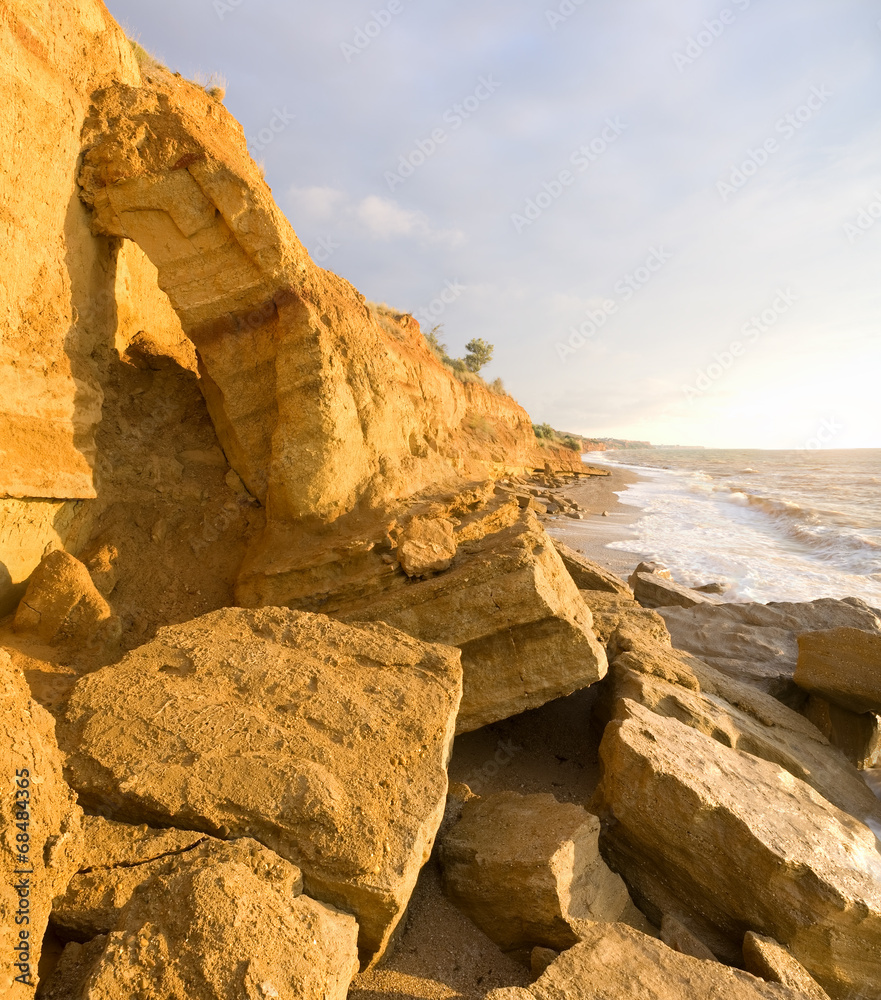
[3,4,881,1000]
[542,464,647,577]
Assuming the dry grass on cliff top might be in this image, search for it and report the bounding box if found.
[127,36,226,100]
[367,303,511,399]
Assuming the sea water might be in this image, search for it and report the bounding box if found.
[584,448,881,606]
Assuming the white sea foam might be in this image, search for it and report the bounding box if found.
[580,448,881,606]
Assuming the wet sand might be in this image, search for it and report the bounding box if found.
[545,465,648,578]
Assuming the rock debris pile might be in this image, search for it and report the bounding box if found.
[2,3,881,998]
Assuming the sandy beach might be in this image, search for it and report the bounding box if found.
[545,464,648,578]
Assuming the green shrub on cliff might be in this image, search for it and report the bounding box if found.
[421,325,494,385]
[533,424,584,452]
[464,338,494,373]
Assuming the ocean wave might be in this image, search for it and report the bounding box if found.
[725,489,881,574]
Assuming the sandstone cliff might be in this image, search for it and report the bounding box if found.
[0,0,580,616]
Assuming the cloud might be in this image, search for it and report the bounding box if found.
[286,185,347,222]
[107,0,881,447]
[355,196,465,246]
[285,187,465,247]
[356,195,427,238]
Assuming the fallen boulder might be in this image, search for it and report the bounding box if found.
[632,571,722,610]
[596,699,881,999]
[552,541,632,596]
[743,932,831,1000]
[486,922,808,1000]
[57,608,463,966]
[628,560,673,586]
[660,914,717,961]
[795,628,881,714]
[334,512,607,733]
[439,791,642,952]
[62,840,359,1000]
[657,597,881,702]
[1,650,82,997]
[12,549,117,647]
[396,516,457,577]
[52,816,255,941]
[580,590,669,648]
[607,636,881,827]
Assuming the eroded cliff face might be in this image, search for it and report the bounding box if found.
[0,1,139,503]
[0,0,580,620]
[0,1,200,614]
[75,70,579,527]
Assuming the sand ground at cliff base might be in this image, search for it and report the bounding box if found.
[544,466,647,578]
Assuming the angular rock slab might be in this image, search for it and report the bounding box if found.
[335,513,607,733]
[552,541,632,596]
[58,608,463,965]
[596,700,881,1000]
[743,932,831,1000]
[1,650,82,996]
[803,694,881,770]
[796,628,881,714]
[72,841,359,1000]
[439,791,638,951]
[487,922,807,1000]
[608,640,881,827]
[580,590,670,648]
[658,597,881,701]
[632,571,722,610]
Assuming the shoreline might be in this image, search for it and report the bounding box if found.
[544,463,649,578]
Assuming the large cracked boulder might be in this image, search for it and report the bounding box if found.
[52,840,359,1000]
[607,633,881,827]
[658,597,881,701]
[334,512,607,732]
[595,700,881,1000]
[486,922,808,1000]
[795,628,881,714]
[1,650,82,997]
[52,816,248,940]
[439,791,642,952]
[57,608,463,966]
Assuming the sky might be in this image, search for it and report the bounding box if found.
[105,0,881,449]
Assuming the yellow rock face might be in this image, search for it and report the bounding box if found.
[597,700,881,1000]
[57,607,463,966]
[76,71,582,534]
[1,651,83,997]
[0,1,140,501]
